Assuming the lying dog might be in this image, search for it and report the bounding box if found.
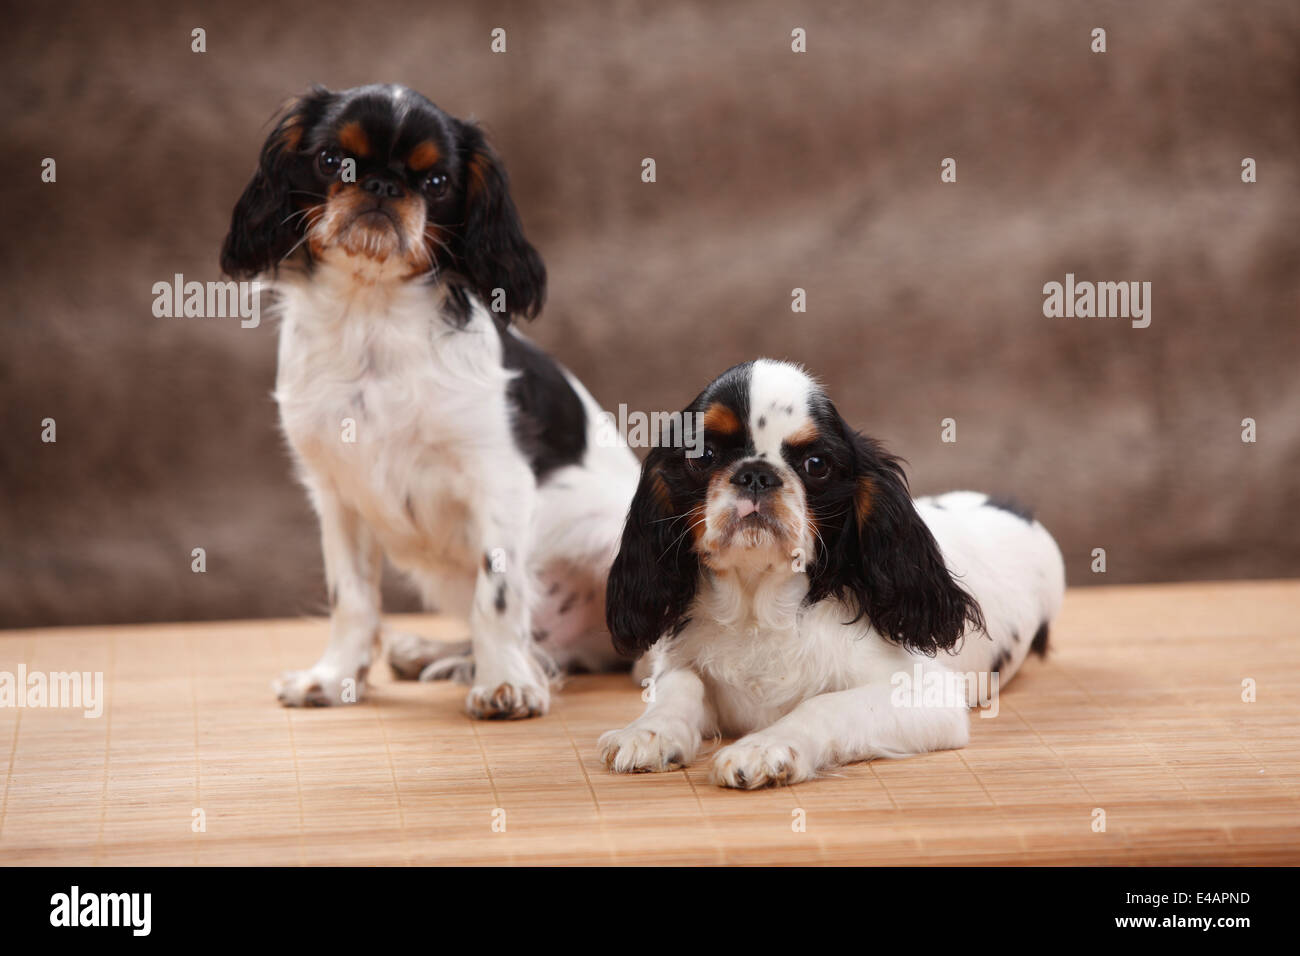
[221,84,637,717]
[599,359,1065,786]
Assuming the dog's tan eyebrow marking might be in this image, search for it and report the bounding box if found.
[406,140,441,171]
[702,402,742,435]
[337,121,371,157]
[782,422,819,447]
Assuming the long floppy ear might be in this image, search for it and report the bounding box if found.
[220,89,330,278]
[454,121,546,321]
[606,449,701,658]
[808,431,984,656]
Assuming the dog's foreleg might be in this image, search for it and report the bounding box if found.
[274,490,382,707]
[710,667,970,789]
[599,666,716,772]
[464,522,550,719]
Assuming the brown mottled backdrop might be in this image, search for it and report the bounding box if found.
[2,0,1297,627]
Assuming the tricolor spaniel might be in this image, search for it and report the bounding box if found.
[599,360,1065,787]
[221,84,638,717]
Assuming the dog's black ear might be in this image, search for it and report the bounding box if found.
[808,430,984,656]
[220,89,330,278]
[454,121,546,321]
[606,448,701,658]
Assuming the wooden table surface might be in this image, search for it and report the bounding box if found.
[1,580,1297,866]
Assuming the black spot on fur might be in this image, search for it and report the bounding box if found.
[494,583,507,613]
[985,495,1034,523]
[1030,622,1050,657]
[483,552,493,574]
[493,316,587,481]
[558,592,577,615]
[989,648,1009,673]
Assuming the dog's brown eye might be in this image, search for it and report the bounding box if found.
[688,445,716,472]
[317,148,342,177]
[422,172,449,197]
[803,455,829,479]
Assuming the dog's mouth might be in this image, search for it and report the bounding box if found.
[349,206,400,231]
[303,180,442,276]
[717,502,787,547]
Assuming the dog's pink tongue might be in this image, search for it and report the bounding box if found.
[735,499,759,518]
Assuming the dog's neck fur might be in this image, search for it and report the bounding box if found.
[698,560,809,633]
[276,255,441,323]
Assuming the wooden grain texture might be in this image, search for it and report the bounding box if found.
[1,580,1297,866]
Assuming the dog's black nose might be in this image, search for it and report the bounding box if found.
[730,460,783,495]
[361,176,404,199]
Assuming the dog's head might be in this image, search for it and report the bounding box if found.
[607,359,984,657]
[220,83,544,318]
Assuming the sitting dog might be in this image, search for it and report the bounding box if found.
[599,359,1065,786]
[221,84,637,717]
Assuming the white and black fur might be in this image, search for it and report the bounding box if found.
[599,360,1065,786]
[221,84,638,717]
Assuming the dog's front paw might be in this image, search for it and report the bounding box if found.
[599,723,695,773]
[273,666,365,707]
[466,680,549,720]
[710,734,812,789]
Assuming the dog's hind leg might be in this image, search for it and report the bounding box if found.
[386,632,473,682]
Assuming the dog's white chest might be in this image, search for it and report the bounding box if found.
[272,282,517,569]
[683,595,904,736]
[686,614,828,734]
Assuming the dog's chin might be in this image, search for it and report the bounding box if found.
[727,511,785,546]
[311,220,432,280]
[700,509,795,571]
[338,215,403,257]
